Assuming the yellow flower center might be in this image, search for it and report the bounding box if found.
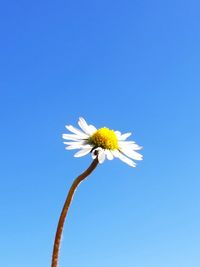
[89,127,119,150]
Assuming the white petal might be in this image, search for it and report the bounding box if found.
[63,141,86,146]
[91,152,97,159]
[62,133,84,141]
[119,132,132,141]
[112,150,136,167]
[91,147,101,159]
[105,149,114,160]
[65,145,82,150]
[66,144,92,150]
[65,125,89,138]
[98,149,106,164]
[119,141,142,151]
[120,147,143,160]
[89,124,97,134]
[74,147,92,157]
[78,117,94,135]
[115,131,121,138]
[119,141,136,145]
[127,144,142,151]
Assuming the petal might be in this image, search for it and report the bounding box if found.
[89,124,97,134]
[115,131,121,138]
[63,141,86,145]
[120,147,143,160]
[119,141,142,151]
[74,147,92,157]
[66,144,92,150]
[105,149,114,160]
[91,152,97,159]
[112,150,136,167]
[65,125,89,138]
[127,144,142,151]
[119,132,132,141]
[65,145,82,150]
[98,149,106,164]
[91,147,103,159]
[62,134,84,141]
[78,117,94,135]
[119,141,136,145]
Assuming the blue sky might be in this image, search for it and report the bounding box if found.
[0,0,200,266]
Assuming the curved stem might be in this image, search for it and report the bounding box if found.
[51,158,99,267]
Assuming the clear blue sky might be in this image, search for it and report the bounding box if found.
[0,1,200,266]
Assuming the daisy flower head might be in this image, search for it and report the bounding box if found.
[62,117,143,167]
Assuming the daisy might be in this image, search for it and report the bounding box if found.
[62,117,143,167]
[51,118,143,267]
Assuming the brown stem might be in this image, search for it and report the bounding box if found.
[51,157,99,267]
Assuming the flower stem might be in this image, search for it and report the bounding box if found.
[51,158,99,267]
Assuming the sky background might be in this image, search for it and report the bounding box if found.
[0,0,200,267]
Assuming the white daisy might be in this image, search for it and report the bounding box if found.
[62,117,143,167]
